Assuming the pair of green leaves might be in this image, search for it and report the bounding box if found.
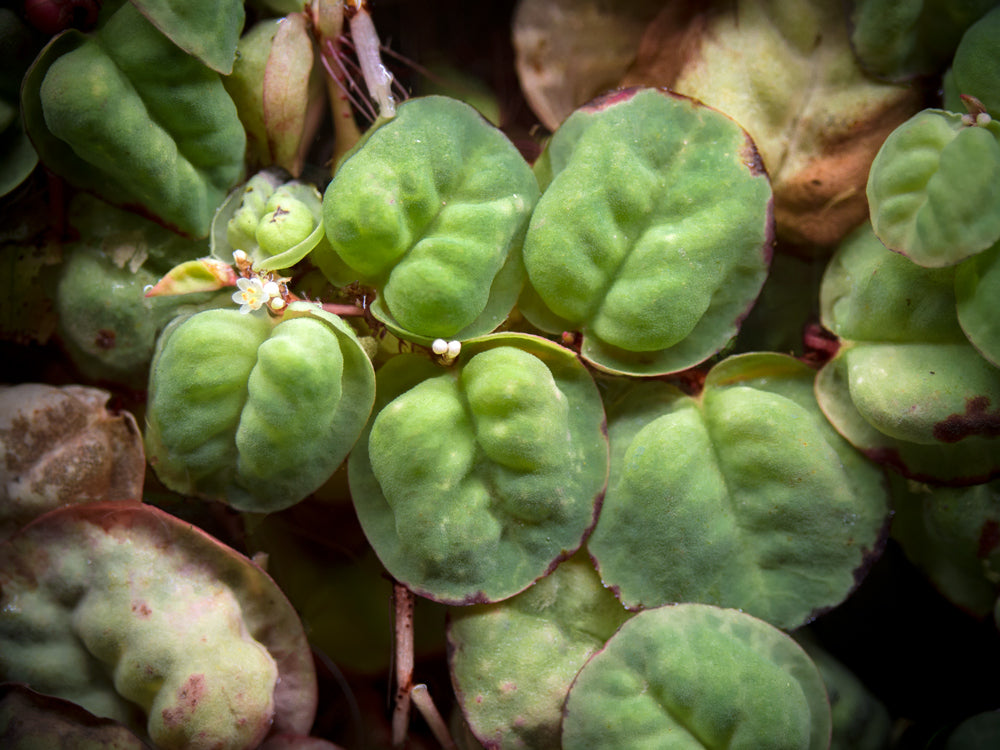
[321,88,773,375]
[450,558,831,750]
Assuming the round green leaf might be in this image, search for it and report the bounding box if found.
[145,302,375,513]
[521,87,773,376]
[815,343,1000,483]
[820,222,964,344]
[951,6,1000,118]
[448,551,631,749]
[956,241,1000,367]
[0,502,317,748]
[561,603,831,750]
[21,2,245,238]
[321,95,539,343]
[348,333,607,604]
[589,353,889,629]
[867,108,1000,267]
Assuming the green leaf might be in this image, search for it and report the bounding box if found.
[849,0,998,81]
[448,551,631,749]
[521,87,773,376]
[892,475,1000,618]
[145,302,376,512]
[212,171,327,272]
[132,0,244,75]
[950,6,1000,118]
[867,109,1000,267]
[21,2,245,238]
[816,223,1000,483]
[956,239,1000,367]
[821,222,964,343]
[589,353,889,629]
[562,603,831,750]
[0,502,316,746]
[0,112,37,197]
[321,95,540,343]
[816,343,1000,484]
[348,334,607,604]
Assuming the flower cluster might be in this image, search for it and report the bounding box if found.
[231,250,289,314]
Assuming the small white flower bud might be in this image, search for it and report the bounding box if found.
[432,339,449,355]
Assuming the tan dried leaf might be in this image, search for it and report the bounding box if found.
[0,383,144,539]
[621,0,923,248]
[512,0,665,132]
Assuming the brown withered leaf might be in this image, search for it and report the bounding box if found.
[512,0,665,132]
[0,684,148,750]
[621,0,923,249]
[0,383,144,539]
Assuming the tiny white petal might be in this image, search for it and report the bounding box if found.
[432,339,448,355]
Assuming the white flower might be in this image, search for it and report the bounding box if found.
[232,277,267,314]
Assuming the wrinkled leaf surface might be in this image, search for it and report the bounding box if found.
[521,87,772,376]
[322,96,539,343]
[562,603,831,749]
[589,353,889,629]
[349,334,607,604]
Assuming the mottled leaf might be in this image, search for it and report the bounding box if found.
[589,353,889,629]
[448,551,630,749]
[562,603,831,749]
[0,502,317,748]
